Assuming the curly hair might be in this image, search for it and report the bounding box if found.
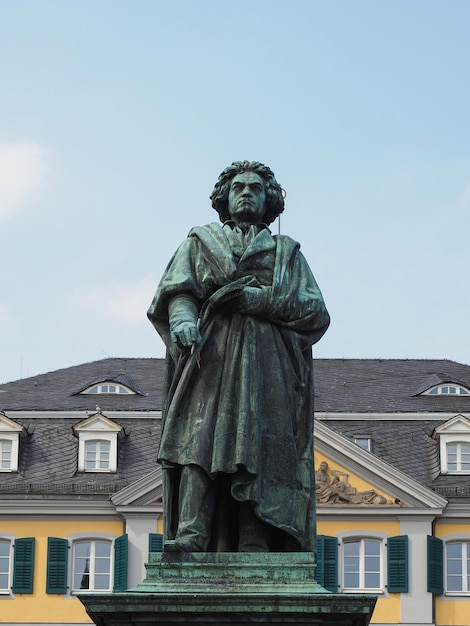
[210,161,285,225]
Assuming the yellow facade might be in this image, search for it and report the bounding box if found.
[1,519,123,624]
[317,457,402,625]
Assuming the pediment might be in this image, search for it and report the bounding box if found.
[112,468,163,506]
[0,412,26,434]
[73,412,123,434]
[433,414,470,436]
[314,420,447,510]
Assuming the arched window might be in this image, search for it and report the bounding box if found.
[445,541,470,593]
[0,440,12,471]
[446,442,470,472]
[85,440,111,471]
[72,539,112,592]
[342,538,383,592]
[424,384,470,396]
[0,539,11,593]
[80,383,134,395]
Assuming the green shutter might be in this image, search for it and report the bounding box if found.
[46,537,68,594]
[12,538,35,594]
[316,535,338,592]
[149,533,163,554]
[427,535,444,594]
[387,535,408,593]
[113,534,128,591]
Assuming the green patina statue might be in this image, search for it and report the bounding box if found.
[148,161,329,553]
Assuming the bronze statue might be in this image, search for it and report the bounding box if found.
[148,161,330,552]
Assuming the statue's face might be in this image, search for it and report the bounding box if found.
[228,171,266,224]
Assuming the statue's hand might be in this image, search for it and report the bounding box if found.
[170,321,201,347]
[237,286,270,316]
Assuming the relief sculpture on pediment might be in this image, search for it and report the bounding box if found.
[315,461,394,505]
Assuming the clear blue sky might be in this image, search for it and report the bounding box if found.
[1,0,469,383]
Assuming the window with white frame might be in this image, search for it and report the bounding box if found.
[0,539,11,593]
[342,538,383,592]
[0,414,24,472]
[446,541,470,593]
[353,437,372,452]
[72,539,112,592]
[80,383,134,395]
[446,442,470,472]
[434,415,470,475]
[85,440,111,470]
[46,533,127,594]
[424,384,470,395]
[73,414,122,473]
[0,439,12,471]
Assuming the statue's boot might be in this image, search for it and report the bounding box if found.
[171,464,215,552]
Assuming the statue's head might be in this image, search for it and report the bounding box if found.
[210,161,285,225]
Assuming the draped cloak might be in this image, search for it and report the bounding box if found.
[147,222,330,551]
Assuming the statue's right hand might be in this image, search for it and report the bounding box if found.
[170,321,201,347]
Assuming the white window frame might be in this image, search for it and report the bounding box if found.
[80,383,134,395]
[444,535,470,596]
[338,531,386,594]
[66,532,116,596]
[0,538,12,595]
[0,414,24,473]
[84,439,111,471]
[353,437,372,452]
[72,539,113,593]
[78,433,117,473]
[424,384,470,395]
[73,414,122,473]
[435,415,470,475]
[446,441,470,473]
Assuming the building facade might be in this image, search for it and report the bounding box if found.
[0,357,469,626]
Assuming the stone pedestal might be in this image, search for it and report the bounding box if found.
[80,552,376,626]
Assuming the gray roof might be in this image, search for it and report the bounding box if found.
[1,357,470,499]
[313,358,470,413]
[0,358,165,412]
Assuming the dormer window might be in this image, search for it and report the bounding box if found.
[424,385,470,396]
[80,383,134,395]
[73,414,123,473]
[434,415,470,475]
[0,413,25,473]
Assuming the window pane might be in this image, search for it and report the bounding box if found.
[447,575,463,591]
[95,542,111,558]
[0,541,10,558]
[344,572,359,588]
[364,540,380,556]
[0,573,9,589]
[75,542,91,558]
[447,559,462,575]
[94,574,110,589]
[344,542,360,556]
[365,572,380,588]
[365,556,380,571]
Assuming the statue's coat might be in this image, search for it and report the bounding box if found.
[148,223,330,550]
